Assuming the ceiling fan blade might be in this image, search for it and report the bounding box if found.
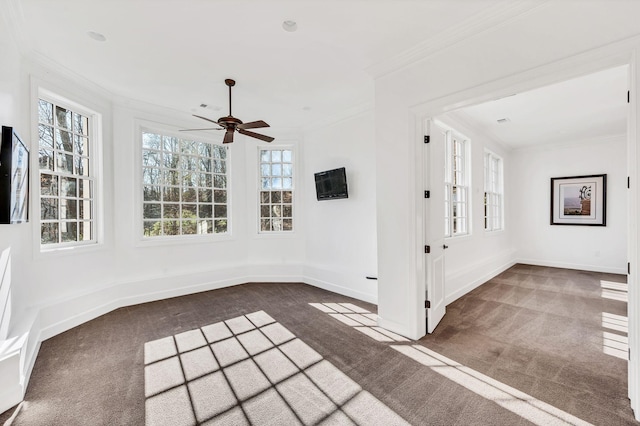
[193,114,223,126]
[223,129,235,144]
[238,128,274,143]
[237,120,270,130]
[179,127,224,132]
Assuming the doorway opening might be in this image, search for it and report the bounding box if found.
[420,64,632,423]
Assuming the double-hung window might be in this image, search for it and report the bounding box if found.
[259,148,293,232]
[444,129,470,238]
[484,150,504,231]
[38,97,97,248]
[141,130,228,237]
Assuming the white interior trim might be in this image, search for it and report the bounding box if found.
[405,34,639,420]
[626,47,639,416]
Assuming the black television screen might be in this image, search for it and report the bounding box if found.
[0,126,29,224]
[314,167,348,200]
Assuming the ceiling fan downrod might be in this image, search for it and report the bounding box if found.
[225,78,235,117]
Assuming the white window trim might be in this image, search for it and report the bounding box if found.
[256,144,297,236]
[34,87,105,255]
[134,120,233,246]
[444,128,471,239]
[484,149,504,233]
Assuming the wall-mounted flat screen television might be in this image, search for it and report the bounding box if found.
[314,167,348,200]
[0,126,29,224]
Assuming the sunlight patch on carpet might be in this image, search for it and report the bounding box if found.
[392,345,593,426]
[601,312,628,360]
[600,280,628,302]
[144,310,409,425]
[309,303,410,342]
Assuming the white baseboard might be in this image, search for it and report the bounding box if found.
[303,276,377,305]
[0,309,41,414]
[0,351,21,413]
[376,315,414,340]
[303,265,378,305]
[3,253,625,415]
[516,258,627,275]
[1,263,377,414]
[36,263,378,343]
[445,250,517,305]
[38,265,306,341]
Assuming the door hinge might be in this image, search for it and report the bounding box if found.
[424,245,430,254]
[628,176,631,189]
[424,190,430,198]
[628,90,631,103]
[629,262,631,275]
[424,135,430,144]
[629,348,631,361]
[425,300,431,309]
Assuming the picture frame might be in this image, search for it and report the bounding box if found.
[550,174,606,226]
[0,126,29,224]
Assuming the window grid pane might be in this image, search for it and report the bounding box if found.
[259,149,293,232]
[38,98,96,247]
[142,131,228,237]
[444,130,469,238]
[484,151,504,231]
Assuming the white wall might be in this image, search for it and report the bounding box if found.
[435,114,516,304]
[0,11,379,410]
[0,13,38,413]
[0,2,27,325]
[30,84,308,337]
[18,60,117,322]
[374,1,640,339]
[302,112,378,303]
[511,135,627,273]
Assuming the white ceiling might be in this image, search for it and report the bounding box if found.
[12,0,504,130]
[5,1,630,141]
[444,65,629,150]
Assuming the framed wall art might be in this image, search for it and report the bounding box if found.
[550,174,606,226]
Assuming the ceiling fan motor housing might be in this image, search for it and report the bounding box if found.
[219,116,242,129]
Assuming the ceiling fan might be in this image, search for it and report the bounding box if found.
[184,79,274,144]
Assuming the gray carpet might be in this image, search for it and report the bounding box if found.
[0,265,636,425]
[144,309,408,425]
[421,264,635,425]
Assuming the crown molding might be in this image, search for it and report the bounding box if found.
[24,52,115,103]
[0,0,30,54]
[366,0,550,79]
[438,110,512,153]
[442,108,627,154]
[512,132,626,153]
[302,101,373,133]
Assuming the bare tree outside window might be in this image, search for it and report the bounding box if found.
[259,149,293,232]
[142,131,228,237]
[38,98,94,247]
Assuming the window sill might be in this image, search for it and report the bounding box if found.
[255,230,298,239]
[35,241,106,259]
[444,233,473,244]
[135,232,235,247]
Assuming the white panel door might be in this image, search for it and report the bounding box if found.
[426,120,447,333]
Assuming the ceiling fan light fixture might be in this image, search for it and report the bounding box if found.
[282,20,298,32]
